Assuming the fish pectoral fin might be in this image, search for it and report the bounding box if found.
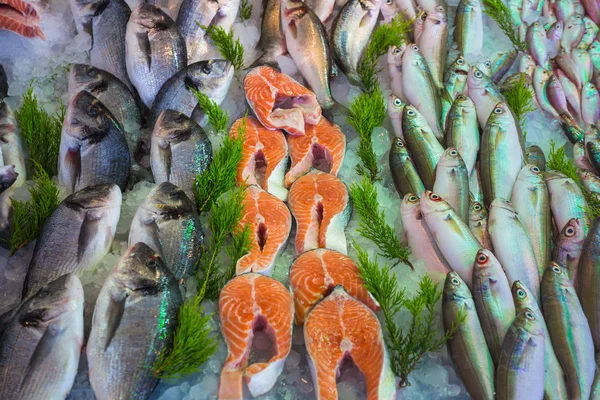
[158,140,172,180]
[136,32,152,71]
[78,210,104,263]
[103,296,126,351]
[64,145,81,193]
[20,323,64,390]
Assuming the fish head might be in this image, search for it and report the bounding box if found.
[473,249,501,279]
[69,64,106,94]
[532,66,550,86]
[556,217,584,248]
[516,164,544,186]
[486,102,512,126]
[188,60,234,103]
[449,55,469,76]
[468,201,487,222]
[543,261,573,287]
[387,45,405,66]
[453,94,475,114]
[131,2,173,30]
[19,274,84,327]
[566,12,584,28]
[381,0,400,21]
[72,0,109,19]
[425,6,447,25]
[359,0,383,12]
[489,197,517,215]
[281,0,305,15]
[548,21,563,38]
[153,109,196,144]
[438,147,466,170]
[400,193,421,218]
[388,95,404,120]
[514,307,544,336]
[142,182,195,219]
[512,281,536,309]
[112,242,166,292]
[583,81,598,96]
[66,91,121,143]
[518,54,535,74]
[402,43,423,66]
[467,66,488,89]
[419,190,452,215]
[64,183,122,211]
[402,104,428,130]
[474,59,492,77]
[443,271,471,301]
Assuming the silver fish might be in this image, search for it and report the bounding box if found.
[547,21,563,58]
[445,94,478,176]
[577,16,599,49]
[525,144,546,171]
[250,0,285,68]
[578,217,600,350]
[526,22,550,69]
[150,110,212,200]
[454,0,483,57]
[433,147,469,222]
[0,274,84,400]
[467,66,506,129]
[129,182,203,281]
[581,82,600,125]
[441,56,470,128]
[468,201,492,250]
[417,6,448,89]
[388,44,408,102]
[556,68,582,121]
[87,243,182,400]
[545,170,590,236]
[533,66,559,119]
[58,91,130,193]
[553,217,585,283]
[389,136,425,197]
[388,94,405,139]
[562,13,585,51]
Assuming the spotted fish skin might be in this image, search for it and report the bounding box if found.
[304,286,396,400]
[235,185,291,277]
[289,248,380,325]
[288,170,351,255]
[218,273,294,399]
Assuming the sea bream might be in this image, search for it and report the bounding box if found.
[230,116,288,201]
[58,91,130,194]
[218,273,294,399]
[87,243,182,400]
[0,274,84,400]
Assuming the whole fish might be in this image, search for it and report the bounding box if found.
[488,198,540,302]
[388,94,406,139]
[469,201,493,250]
[579,168,600,198]
[556,69,582,121]
[90,0,133,92]
[454,0,483,56]
[547,21,563,58]
[533,67,559,118]
[525,144,546,171]
[0,165,17,194]
[571,47,594,86]
[577,16,599,49]
[467,66,506,129]
[574,141,595,171]
[545,170,590,236]
[581,82,600,125]
[582,0,600,25]
[281,0,338,110]
[562,13,585,51]
[0,274,84,400]
[150,110,212,200]
[88,243,182,400]
[556,48,582,89]
[22,184,121,299]
[388,45,408,102]
[126,3,187,109]
[331,0,382,85]
[541,262,596,400]
[442,271,495,400]
[510,164,551,276]
[496,308,545,400]
[129,182,203,281]
[586,126,600,174]
[553,217,584,283]
[251,0,285,67]
[149,60,234,127]
[68,64,142,159]
[480,102,525,206]
[304,0,336,22]
[548,74,574,119]
[400,193,450,281]
[445,94,478,176]
[0,64,7,99]
[58,91,130,193]
[526,22,550,69]
[418,6,448,89]
[389,137,425,197]
[402,43,444,140]
[511,280,569,400]
[420,191,483,287]
[578,217,600,350]
[433,147,469,222]
[402,105,445,189]
[490,49,518,83]
[176,0,240,63]
[472,249,515,364]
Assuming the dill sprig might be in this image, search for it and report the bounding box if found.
[482,0,527,51]
[9,161,59,255]
[14,84,64,177]
[501,73,536,141]
[350,178,413,268]
[201,24,245,71]
[191,88,229,133]
[355,245,462,388]
[239,0,253,21]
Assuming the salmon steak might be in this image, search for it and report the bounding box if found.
[244,66,321,136]
[288,170,351,255]
[230,116,289,201]
[236,185,292,276]
[218,273,294,399]
[289,248,380,325]
[304,286,396,400]
[0,0,44,39]
[285,117,346,187]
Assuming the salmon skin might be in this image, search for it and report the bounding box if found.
[289,248,380,324]
[285,117,346,187]
[288,169,351,255]
[218,273,294,399]
[236,185,292,277]
[0,0,44,39]
[230,116,289,201]
[244,66,322,135]
[304,286,396,400]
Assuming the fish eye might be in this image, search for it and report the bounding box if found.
[147,259,157,268]
[38,289,50,298]
[394,97,402,106]
[449,149,458,156]
[407,109,415,116]
[552,265,561,273]
[457,58,464,65]
[503,199,511,204]
[385,0,392,4]
[451,277,460,285]
[477,253,488,263]
[168,190,181,199]
[517,289,526,298]
[485,60,491,67]
[429,193,441,201]
[412,45,419,51]
[409,195,418,201]
[494,107,502,114]
[531,166,540,173]
[393,47,401,54]
[87,106,98,117]
[202,64,212,74]
[86,67,97,77]
[474,70,482,78]
[473,203,481,211]
[565,226,575,236]
[525,311,534,319]
[396,138,404,146]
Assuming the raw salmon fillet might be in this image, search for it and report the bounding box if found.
[289,248,380,324]
[230,116,289,201]
[288,170,351,255]
[218,273,294,399]
[236,185,292,276]
[285,117,346,187]
[0,0,44,39]
[304,286,396,400]
[244,66,321,136]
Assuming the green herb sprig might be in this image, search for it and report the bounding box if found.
[239,0,253,22]
[191,88,229,133]
[501,73,536,141]
[201,24,245,71]
[350,178,412,268]
[482,0,527,51]
[355,245,463,388]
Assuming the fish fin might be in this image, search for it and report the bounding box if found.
[103,296,126,351]
[440,88,453,105]
[77,211,103,263]
[20,323,64,391]
[158,140,172,180]
[64,145,81,193]
[136,32,152,71]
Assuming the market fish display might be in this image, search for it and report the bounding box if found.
[289,248,380,325]
[288,170,351,255]
[128,182,203,281]
[235,185,291,276]
[230,116,288,201]
[218,273,293,399]
[0,274,83,400]
[87,243,182,400]
[304,286,396,400]
[244,66,321,135]
[0,0,44,39]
